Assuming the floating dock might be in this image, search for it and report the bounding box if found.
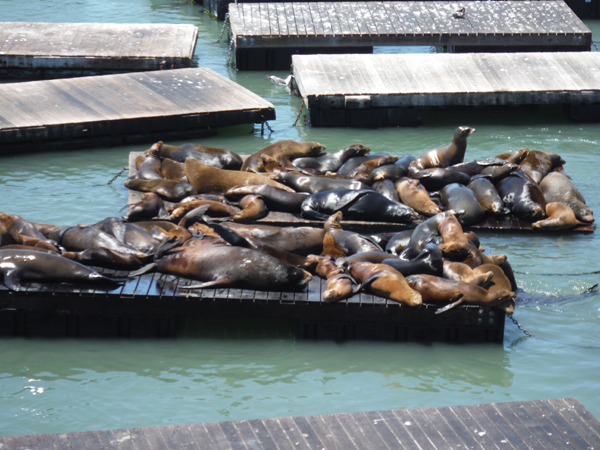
[0,22,199,79]
[292,52,600,126]
[229,1,591,70]
[4,398,600,449]
[0,68,275,153]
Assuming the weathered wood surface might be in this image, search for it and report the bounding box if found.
[0,68,275,152]
[293,52,600,126]
[4,398,600,449]
[0,22,199,75]
[229,1,591,49]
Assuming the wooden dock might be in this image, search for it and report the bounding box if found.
[292,52,600,126]
[4,398,600,449]
[0,68,275,153]
[0,269,504,342]
[0,22,199,79]
[228,1,592,70]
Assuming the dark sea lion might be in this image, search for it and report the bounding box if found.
[439,183,486,226]
[323,212,382,255]
[323,272,359,303]
[442,261,494,288]
[301,189,419,223]
[137,244,312,290]
[123,192,168,222]
[233,195,268,222]
[479,163,518,183]
[53,225,150,259]
[495,147,530,165]
[408,126,476,174]
[135,144,163,180]
[152,141,243,170]
[395,155,417,173]
[399,211,455,261]
[371,179,401,203]
[336,251,398,268]
[532,202,585,230]
[519,150,565,185]
[349,262,423,306]
[395,177,441,216]
[133,221,193,244]
[271,172,369,194]
[253,226,325,256]
[347,155,399,181]
[438,241,484,269]
[124,178,198,202]
[370,164,407,184]
[1,213,58,251]
[406,274,515,309]
[385,230,415,256]
[382,242,443,277]
[467,177,506,215]
[241,140,326,172]
[177,193,231,205]
[62,248,144,271]
[336,153,389,176]
[464,231,480,249]
[496,171,546,222]
[411,168,471,192]
[93,218,160,256]
[0,248,121,291]
[185,159,294,194]
[539,172,594,223]
[226,185,309,213]
[292,144,371,173]
[160,158,187,181]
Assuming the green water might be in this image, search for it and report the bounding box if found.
[1,0,600,438]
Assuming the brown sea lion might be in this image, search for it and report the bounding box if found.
[347,155,399,181]
[323,212,382,256]
[438,213,468,244]
[0,213,57,251]
[233,195,268,222]
[438,241,484,269]
[226,185,309,213]
[160,158,187,181]
[495,147,530,165]
[241,140,326,172]
[167,199,237,222]
[472,264,512,292]
[442,261,494,288]
[519,150,565,185]
[124,178,198,202]
[316,255,340,279]
[185,159,295,194]
[323,272,359,303]
[129,221,193,244]
[321,232,347,258]
[349,262,423,306]
[62,248,145,271]
[539,172,594,223]
[532,202,585,230]
[253,226,325,256]
[480,253,507,266]
[292,143,371,173]
[395,177,441,216]
[408,126,476,174]
[151,141,244,170]
[123,192,168,222]
[411,167,471,192]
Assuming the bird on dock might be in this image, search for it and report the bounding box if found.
[267,74,293,86]
[452,6,466,18]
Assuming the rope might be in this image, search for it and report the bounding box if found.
[293,99,305,126]
[95,166,127,186]
[215,13,230,44]
[227,36,235,67]
[260,118,273,135]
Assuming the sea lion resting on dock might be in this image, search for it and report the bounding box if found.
[149,141,244,171]
[241,140,326,173]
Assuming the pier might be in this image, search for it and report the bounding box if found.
[229,0,591,69]
[0,22,199,79]
[0,68,275,153]
[3,398,600,449]
[292,52,600,126]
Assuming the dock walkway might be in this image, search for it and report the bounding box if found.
[3,398,600,449]
[229,0,591,69]
[292,52,600,126]
[0,22,198,79]
[0,68,275,153]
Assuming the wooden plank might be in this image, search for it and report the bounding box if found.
[308,3,324,36]
[292,3,308,36]
[549,399,600,446]
[316,2,334,36]
[534,399,600,449]
[357,1,379,36]
[367,2,394,36]
[284,3,299,36]
[334,2,354,36]
[266,3,279,36]
[299,3,316,36]
[392,3,421,36]
[274,3,289,36]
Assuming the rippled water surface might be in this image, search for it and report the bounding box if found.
[1,0,600,438]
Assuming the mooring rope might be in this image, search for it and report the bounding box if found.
[293,99,305,127]
[95,166,127,186]
[215,13,230,44]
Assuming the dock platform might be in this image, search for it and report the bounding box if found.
[0,270,504,342]
[0,22,199,79]
[3,398,600,449]
[292,52,600,126]
[229,1,591,70]
[0,68,275,153]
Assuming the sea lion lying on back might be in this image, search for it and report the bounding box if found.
[241,140,326,172]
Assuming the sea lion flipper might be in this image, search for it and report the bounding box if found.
[333,190,371,211]
[434,293,464,314]
[180,278,229,289]
[128,262,157,277]
[2,271,24,291]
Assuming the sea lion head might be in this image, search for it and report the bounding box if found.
[455,126,476,142]
[305,142,327,157]
[144,141,163,157]
[324,211,344,232]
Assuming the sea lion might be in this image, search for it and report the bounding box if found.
[185,159,295,194]
[479,163,518,184]
[0,248,122,291]
[370,164,407,184]
[399,211,455,261]
[371,179,401,203]
[252,226,325,256]
[411,168,471,192]
[539,172,594,223]
[233,195,268,222]
[496,147,530,165]
[382,242,443,277]
[316,255,340,279]
[467,177,507,215]
[438,183,486,226]
[0,213,58,251]
[160,158,187,181]
[134,242,312,290]
[406,274,515,309]
[438,241,484,269]
[167,199,237,222]
[323,272,359,303]
[135,144,163,180]
[226,185,309,213]
[349,262,422,306]
[292,144,371,173]
[336,251,399,268]
[519,150,565,185]
[241,140,326,172]
[9,215,59,249]
[62,248,145,271]
[133,221,193,244]
[472,264,512,292]
[322,212,382,255]
[151,141,244,170]
[301,189,419,223]
[496,171,547,222]
[385,230,415,256]
[532,202,585,230]
[347,155,399,181]
[124,178,198,202]
[92,217,160,256]
[395,178,441,216]
[123,192,168,222]
[271,172,369,194]
[336,153,390,176]
[408,126,476,174]
[437,213,468,244]
[442,261,494,288]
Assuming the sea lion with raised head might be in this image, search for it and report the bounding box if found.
[519,150,565,185]
[408,126,476,174]
[399,211,455,261]
[241,140,326,173]
[495,147,530,165]
[347,155,399,181]
[322,212,382,256]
